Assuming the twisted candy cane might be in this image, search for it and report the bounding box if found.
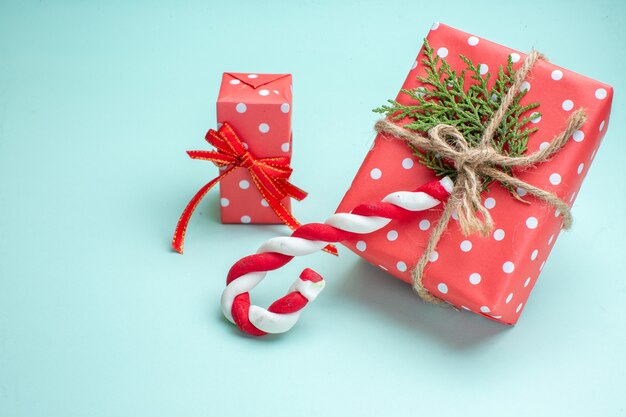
[222,176,454,336]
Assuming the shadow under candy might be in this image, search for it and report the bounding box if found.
[335,259,510,350]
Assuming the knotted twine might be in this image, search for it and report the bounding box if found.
[374,50,587,304]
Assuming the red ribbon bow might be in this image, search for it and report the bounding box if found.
[172,122,337,255]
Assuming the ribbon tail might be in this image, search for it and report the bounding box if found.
[172,170,232,254]
[281,181,308,201]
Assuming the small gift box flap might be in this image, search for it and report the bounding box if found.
[219,73,292,103]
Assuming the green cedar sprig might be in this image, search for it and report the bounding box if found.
[374,39,540,191]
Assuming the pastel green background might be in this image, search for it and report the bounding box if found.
[1,0,624,416]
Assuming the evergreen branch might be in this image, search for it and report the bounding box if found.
[373,38,540,193]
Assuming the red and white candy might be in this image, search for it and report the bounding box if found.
[221,177,454,336]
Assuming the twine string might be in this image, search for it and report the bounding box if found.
[373,50,587,303]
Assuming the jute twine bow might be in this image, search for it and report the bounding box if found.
[374,50,587,304]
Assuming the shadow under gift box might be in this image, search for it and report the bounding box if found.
[217,73,294,224]
[336,23,613,325]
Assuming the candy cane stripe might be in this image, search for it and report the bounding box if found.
[291,223,358,242]
[222,176,453,336]
[258,237,328,257]
[383,191,443,210]
[325,214,391,233]
[226,253,292,285]
[248,307,301,334]
[222,272,265,321]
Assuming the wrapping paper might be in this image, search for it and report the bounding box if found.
[216,73,293,223]
[336,23,613,324]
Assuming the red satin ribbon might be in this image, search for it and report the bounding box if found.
[172,122,337,255]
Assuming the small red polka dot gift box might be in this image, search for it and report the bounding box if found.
[217,73,294,224]
[171,73,336,256]
[336,23,613,325]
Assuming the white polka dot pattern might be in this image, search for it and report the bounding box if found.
[335,24,612,326]
[562,100,574,111]
[402,158,414,169]
[572,130,584,142]
[520,81,530,92]
[530,112,541,123]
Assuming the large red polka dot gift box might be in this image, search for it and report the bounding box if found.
[336,22,613,325]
